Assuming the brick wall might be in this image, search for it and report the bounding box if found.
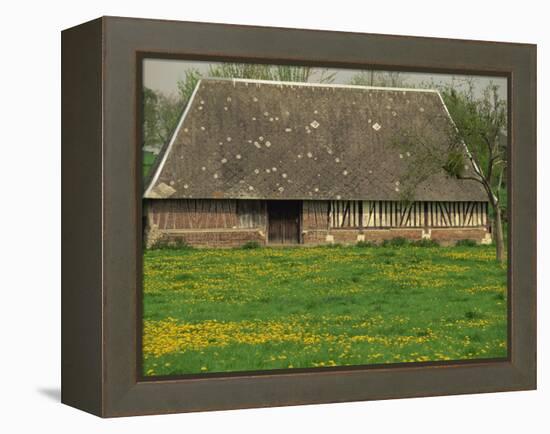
[302,231,330,244]
[160,229,266,248]
[303,227,488,245]
[154,227,488,248]
[430,228,489,244]
[331,230,362,244]
[303,228,423,244]
[361,228,423,241]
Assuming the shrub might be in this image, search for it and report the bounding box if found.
[455,239,478,247]
[356,240,375,248]
[241,241,262,249]
[411,239,439,247]
[325,243,343,248]
[382,237,409,247]
[355,241,376,247]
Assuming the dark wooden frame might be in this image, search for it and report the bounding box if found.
[61,16,536,417]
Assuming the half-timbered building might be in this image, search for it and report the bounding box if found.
[143,78,491,247]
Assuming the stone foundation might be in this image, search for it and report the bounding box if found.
[154,229,266,248]
[149,227,490,248]
[303,227,490,246]
[429,228,491,246]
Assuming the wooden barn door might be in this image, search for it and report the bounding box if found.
[267,201,301,244]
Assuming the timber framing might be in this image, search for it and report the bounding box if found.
[145,198,491,247]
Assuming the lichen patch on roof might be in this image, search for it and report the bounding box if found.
[144,78,486,202]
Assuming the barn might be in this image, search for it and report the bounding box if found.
[143,78,491,248]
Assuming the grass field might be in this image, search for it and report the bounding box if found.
[142,243,507,376]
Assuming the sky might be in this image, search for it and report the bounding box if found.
[143,58,507,101]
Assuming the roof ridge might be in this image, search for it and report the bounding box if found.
[200,76,440,94]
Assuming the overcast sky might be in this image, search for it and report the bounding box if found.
[143,58,507,101]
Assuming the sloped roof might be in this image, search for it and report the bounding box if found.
[144,78,486,202]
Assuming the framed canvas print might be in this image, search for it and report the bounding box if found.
[61,16,536,417]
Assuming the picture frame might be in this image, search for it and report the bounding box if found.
[61,16,536,417]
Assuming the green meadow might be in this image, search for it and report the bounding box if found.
[142,243,507,376]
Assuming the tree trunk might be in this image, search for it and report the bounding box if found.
[493,205,505,263]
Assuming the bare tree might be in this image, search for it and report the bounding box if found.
[392,82,507,262]
[444,83,507,262]
[206,62,335,84]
